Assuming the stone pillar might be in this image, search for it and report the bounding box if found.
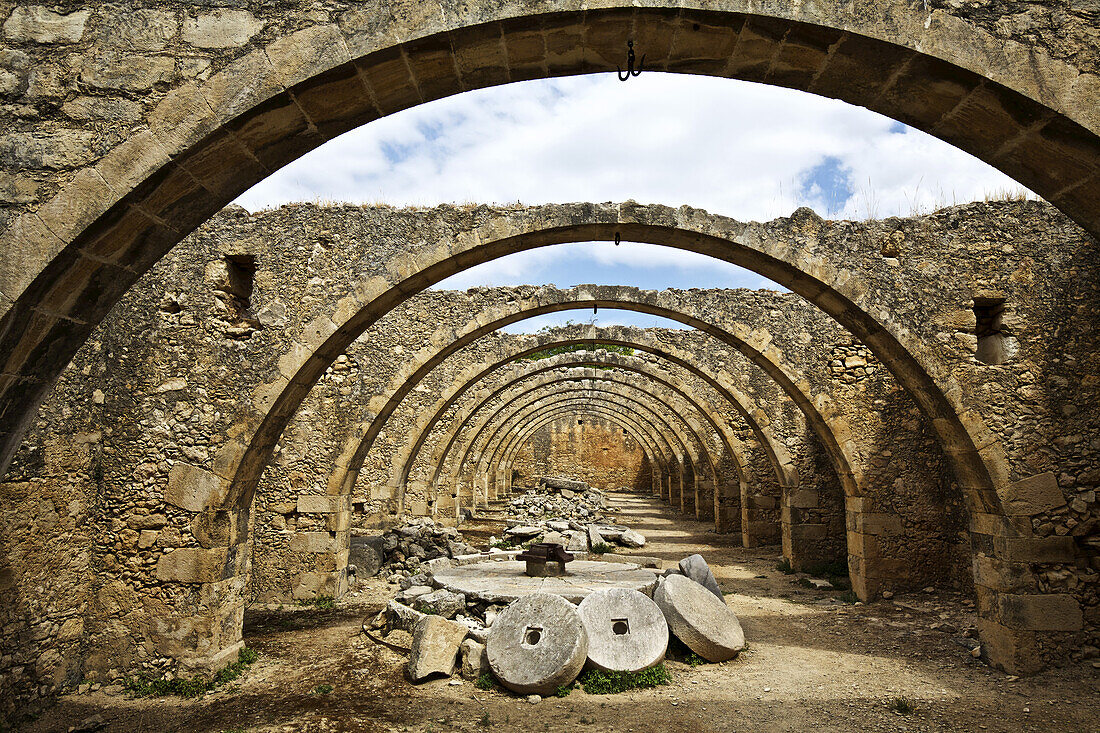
[715,478,742,534]
[741,490,781,547]
[287,494,351,600]
[782,488,831,571]
[694,473,715,523]
[151,507,251,674]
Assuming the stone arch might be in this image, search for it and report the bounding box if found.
[393,343,764,495]
[3,1,1097,487]
[337,291,851,510]
[492,395,715,518]
[84,204,1072,673]
[478,394,698,512]
[399,354,754,526]
[469,381,713,501]
[447,371,727,520]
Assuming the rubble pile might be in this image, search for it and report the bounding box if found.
[350,517,480,583]
[500,478,647,552]
[367,551,746,697]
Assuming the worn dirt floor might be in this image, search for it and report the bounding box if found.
[24,491,1100,732]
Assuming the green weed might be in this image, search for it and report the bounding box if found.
[590,542,613,555]
[298,596,335,610]
[577,664,671,694]
[554,684,572,697]
[125,646,258,699]
[310,683,334,695]
[889,696,914,714]
[474,672,496,690]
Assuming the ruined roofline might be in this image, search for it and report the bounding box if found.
[217,197,1061,232]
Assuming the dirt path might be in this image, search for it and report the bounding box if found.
[26,491,1100,733]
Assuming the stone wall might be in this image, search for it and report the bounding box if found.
[510,414,648,491]
[1,198,1099,721]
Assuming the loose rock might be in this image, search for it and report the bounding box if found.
[653,574,745,663]
[578,588,668,672]
[407,615,469,682]
[678,554,723,600]
[486,594,589,695]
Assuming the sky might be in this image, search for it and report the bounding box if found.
[234,73,1032,332]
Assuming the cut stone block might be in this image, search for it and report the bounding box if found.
[653,574,745,663]
[415,589,466,619]
[566,531,588,553]
[620,529,646,548]
[408,615,468,681]
[460,638,489,679]
[486,593,588,695]
[678,554,723,600]
[386,599,426,633]
[587,525,606,548]
[348,535,385,577]
[578,588,668,672]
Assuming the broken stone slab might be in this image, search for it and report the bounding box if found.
[678,554,723,600]
[415,589,466,618]
[566,531,588,553]
[547,520,570,532]
[540,477,589,492]
[505,525,543,538]
[349,535,385,577]
[601,553,661,569]
[620,529,646,548]
[578,588,668,673]
[587,525,607,548]
[541,530,568,546]
[395,585,433,605]
[653,574,745,663]
[400,572,430,590]
[387,599,427,633]
[486,593,589,695]
[460,638,490,679]
[454,615,489,643]
[408,615,469,681]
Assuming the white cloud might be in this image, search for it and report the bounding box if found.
[235,72,1031,288]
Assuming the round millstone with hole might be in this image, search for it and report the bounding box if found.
[486,593,589,695]
[578,588,668,672]
[653,573,745,662]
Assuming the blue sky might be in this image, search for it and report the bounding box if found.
[234,73,1031,332]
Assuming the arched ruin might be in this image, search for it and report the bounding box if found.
[1,2,1098,727]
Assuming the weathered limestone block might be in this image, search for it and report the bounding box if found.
[155,547,230,584]
[183,10,264,49]
[289,531,337,554]
[408,615,468,681]
[166,463,222,512]
[1002,472,1067,516]
[995,593,1084,632]
[415,589,465,619]
[297,494,351,514]
[94,9,178,51]
[2,6,89,44]
[78,54,177,91]
[0,130,97,169]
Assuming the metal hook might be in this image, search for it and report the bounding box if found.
[614,232,621,245]
[617,40,644,81]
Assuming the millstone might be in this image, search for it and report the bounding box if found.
[486,593,588,695]
[577,588,668,672]
[653,574,745,662]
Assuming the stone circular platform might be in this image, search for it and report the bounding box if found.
[431,560,658,604]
